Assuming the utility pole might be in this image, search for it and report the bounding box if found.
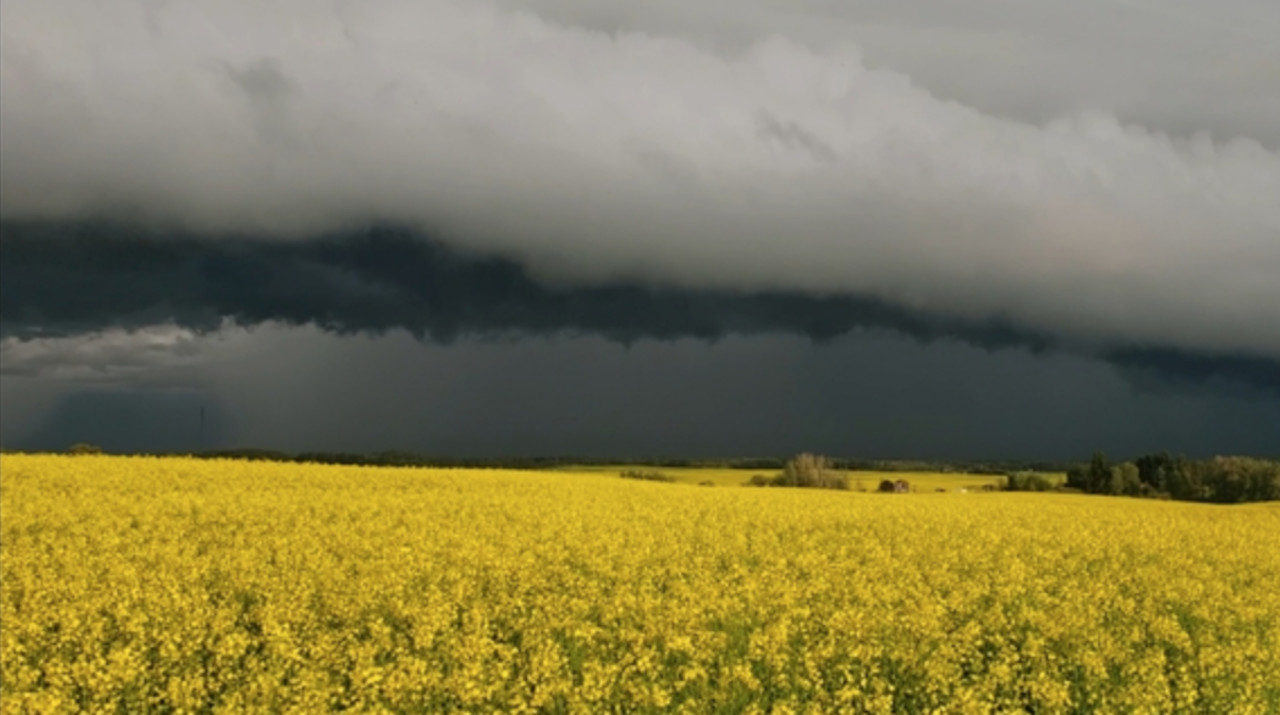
[199,406,206,454]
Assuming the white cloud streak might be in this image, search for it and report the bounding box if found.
[0,325,209,385]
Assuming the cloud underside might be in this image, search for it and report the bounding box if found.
[3,222,1276,390]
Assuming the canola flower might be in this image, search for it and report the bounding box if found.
[2,454,1278,714]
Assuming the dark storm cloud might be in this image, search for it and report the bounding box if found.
[4,222,1278,390]
[9,332,1280,459]
[15,389,226,454]
[1106,348,1280,393]
[1,221,1043,346]
[2,0,1278,368]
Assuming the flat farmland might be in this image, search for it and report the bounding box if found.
[2,455,1277,713]
[555,465,1018,491]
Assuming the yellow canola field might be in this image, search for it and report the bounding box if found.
[2,455,1278,714]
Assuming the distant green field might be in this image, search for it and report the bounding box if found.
[553,464,1058,491]
[555,465,774,487]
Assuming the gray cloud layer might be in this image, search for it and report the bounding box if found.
[506,0,1280,145]
[2,0,1278,364]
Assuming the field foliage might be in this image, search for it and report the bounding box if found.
[2,455,1278,713]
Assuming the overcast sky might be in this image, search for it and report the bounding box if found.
[2,0,1277,458]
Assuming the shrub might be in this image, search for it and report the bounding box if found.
[772,453,849,490]
[698,480,715,487]
[619,470,676,483]
[746,474,772,487]
[1004,472,1055,492]
[68,443,104,455]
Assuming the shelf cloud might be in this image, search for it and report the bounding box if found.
[3,223,1277,390]
[3,0,1278,385]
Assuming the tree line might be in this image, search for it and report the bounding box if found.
[1065,452,1280,503]
[47,444,1279,504]
[48,446,1074,476]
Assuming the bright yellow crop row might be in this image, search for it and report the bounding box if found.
[2,455,1278,714]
